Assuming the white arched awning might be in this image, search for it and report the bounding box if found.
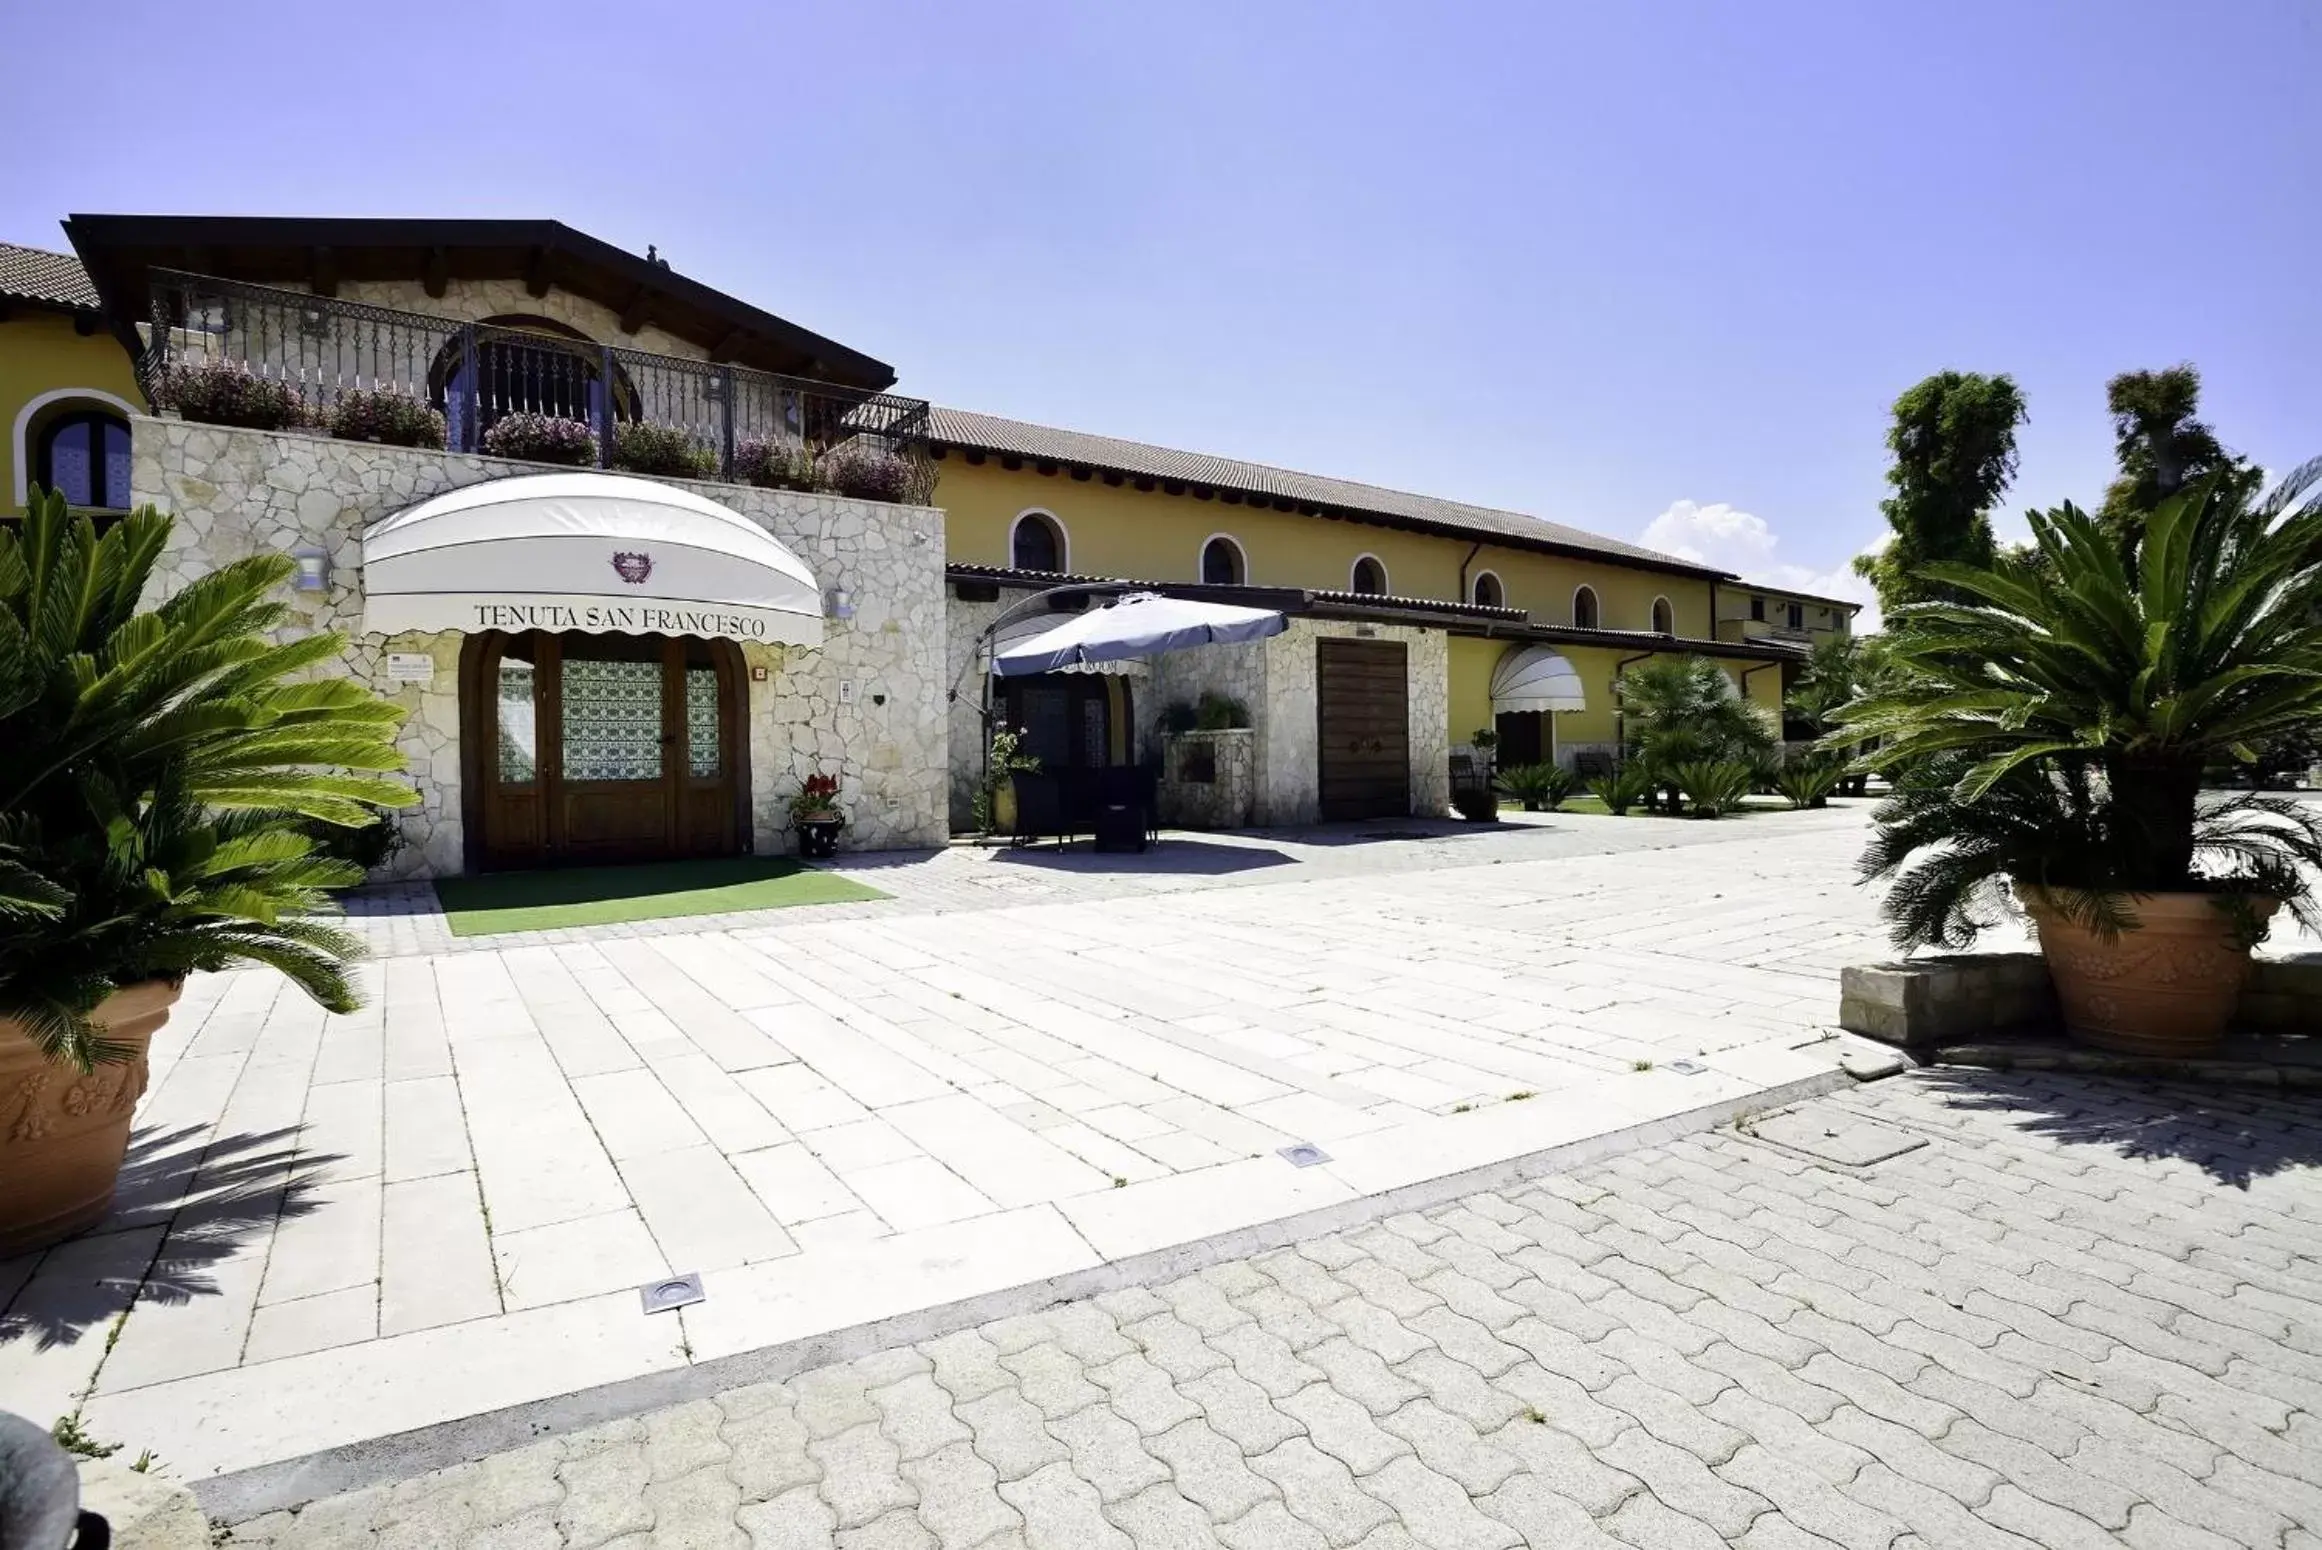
[1490,645,1586,713]
[361,471,823,647]
[988,610,1147,676]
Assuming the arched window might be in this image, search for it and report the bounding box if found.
[433,314,630,448]
[1350,555,1388,595]
[1572,585,1600,630]
[1010,510,1066,572]
[1651,596,1675,635]
[1201,535,1246,586]
[1471,571,1503,609]
[36,409,133,510]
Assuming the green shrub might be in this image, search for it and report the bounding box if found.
[1194,692,1250,730]
[1497,762,1574,811]
[1672,759,1756,818]
[1776,760,1842,810]
[327,389,445,449]
[1159,701,1199,734]
[609,421,717,480]
[820,441,920,503]
[1589,765,1651,815]
[733,437,822,491]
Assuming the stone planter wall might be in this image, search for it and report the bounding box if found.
[1841,951,2322,1049]
[134,416,949,876]
[1158,729,1256,829]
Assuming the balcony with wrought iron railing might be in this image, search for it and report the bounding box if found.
[138,271,934,502]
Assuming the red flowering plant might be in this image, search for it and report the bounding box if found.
[789,773,843,825]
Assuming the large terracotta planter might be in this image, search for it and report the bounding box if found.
[2021,888,2274,1057]
[0,980,180,1256]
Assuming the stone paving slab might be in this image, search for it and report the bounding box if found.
[4,810,1884,1484]
[205,1068,2322,1548]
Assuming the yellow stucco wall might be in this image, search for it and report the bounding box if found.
[0,312,145,513]
[1447,635,1502,747]
[937,458,1794,761]
[933,459,1713,632]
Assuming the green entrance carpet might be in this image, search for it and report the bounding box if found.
[432,857,889,937]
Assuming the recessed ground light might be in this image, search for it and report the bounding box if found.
[640,1273,705,1314]
[1663,1059,1709,1076]
[1278,1143,1332,1168]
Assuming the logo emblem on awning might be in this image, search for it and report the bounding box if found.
[611,552,654,584]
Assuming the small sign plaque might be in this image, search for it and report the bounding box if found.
[385,653,435,685]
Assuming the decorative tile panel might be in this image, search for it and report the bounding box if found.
[686,667,720,779]
[497,660,537,784]
[562,659,663,782]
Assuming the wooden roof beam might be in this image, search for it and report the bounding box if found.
[423,245,449,298]
[618,286,654,335]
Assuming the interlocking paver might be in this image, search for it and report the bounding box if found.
[208,1070,2322,1550]
[998,1461,1131,1550]
[900,1442,1021,1550]
[810,1424,918,1529]
[1278,1384,1412,1476]
[1355,1456,1519,1550]
[1250,1438,1397,1545]
[1048,1403,1171,1502]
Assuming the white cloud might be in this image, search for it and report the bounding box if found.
[1641,500,1886,633]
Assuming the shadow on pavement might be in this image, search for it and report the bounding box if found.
[0,1125,337,1352]
[989,839,1299,876]
[1916,1065,2322,1190]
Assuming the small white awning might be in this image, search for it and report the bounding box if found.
[361,471,824,646]
[989,611,1147,676]
[1491,645,1586,713]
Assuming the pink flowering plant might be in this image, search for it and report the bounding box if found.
[327,388,446,449]
[151,359,309,431]
[482,412,598,466]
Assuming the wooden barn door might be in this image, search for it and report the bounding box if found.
[1316,638,1410,821]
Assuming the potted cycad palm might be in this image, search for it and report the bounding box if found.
[0,490,415,1253]
[1843,464,2322,1055]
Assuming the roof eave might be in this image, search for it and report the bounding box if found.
[61,213,898,391]
[929,433,1732,583]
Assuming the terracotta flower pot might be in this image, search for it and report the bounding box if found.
[2020,887,2274,1057]
[0,981,181,1257]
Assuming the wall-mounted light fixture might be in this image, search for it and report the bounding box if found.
[292,546,331,593]
[826,588,855,621]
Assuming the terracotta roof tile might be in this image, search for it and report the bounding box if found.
[928,405,1723,578]
[0,242,100,310]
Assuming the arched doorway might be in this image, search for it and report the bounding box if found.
[459,631,749,870]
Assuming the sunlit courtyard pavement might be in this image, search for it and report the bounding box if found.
[4,801,2314,1521]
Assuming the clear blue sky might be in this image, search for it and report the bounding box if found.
[6,1,2315,615]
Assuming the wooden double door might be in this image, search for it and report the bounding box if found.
[1316,638,1411,821]
[460,631,749,871]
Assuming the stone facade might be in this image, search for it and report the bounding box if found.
[1157,729,1255,828]
[1142,617,1450,826]
[133,415,948,878]
[299,277,712,365]
[943,589,1004,830]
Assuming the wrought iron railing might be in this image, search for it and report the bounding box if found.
[140,270,933,499]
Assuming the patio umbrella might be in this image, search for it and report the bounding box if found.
[991,591,1287,677]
